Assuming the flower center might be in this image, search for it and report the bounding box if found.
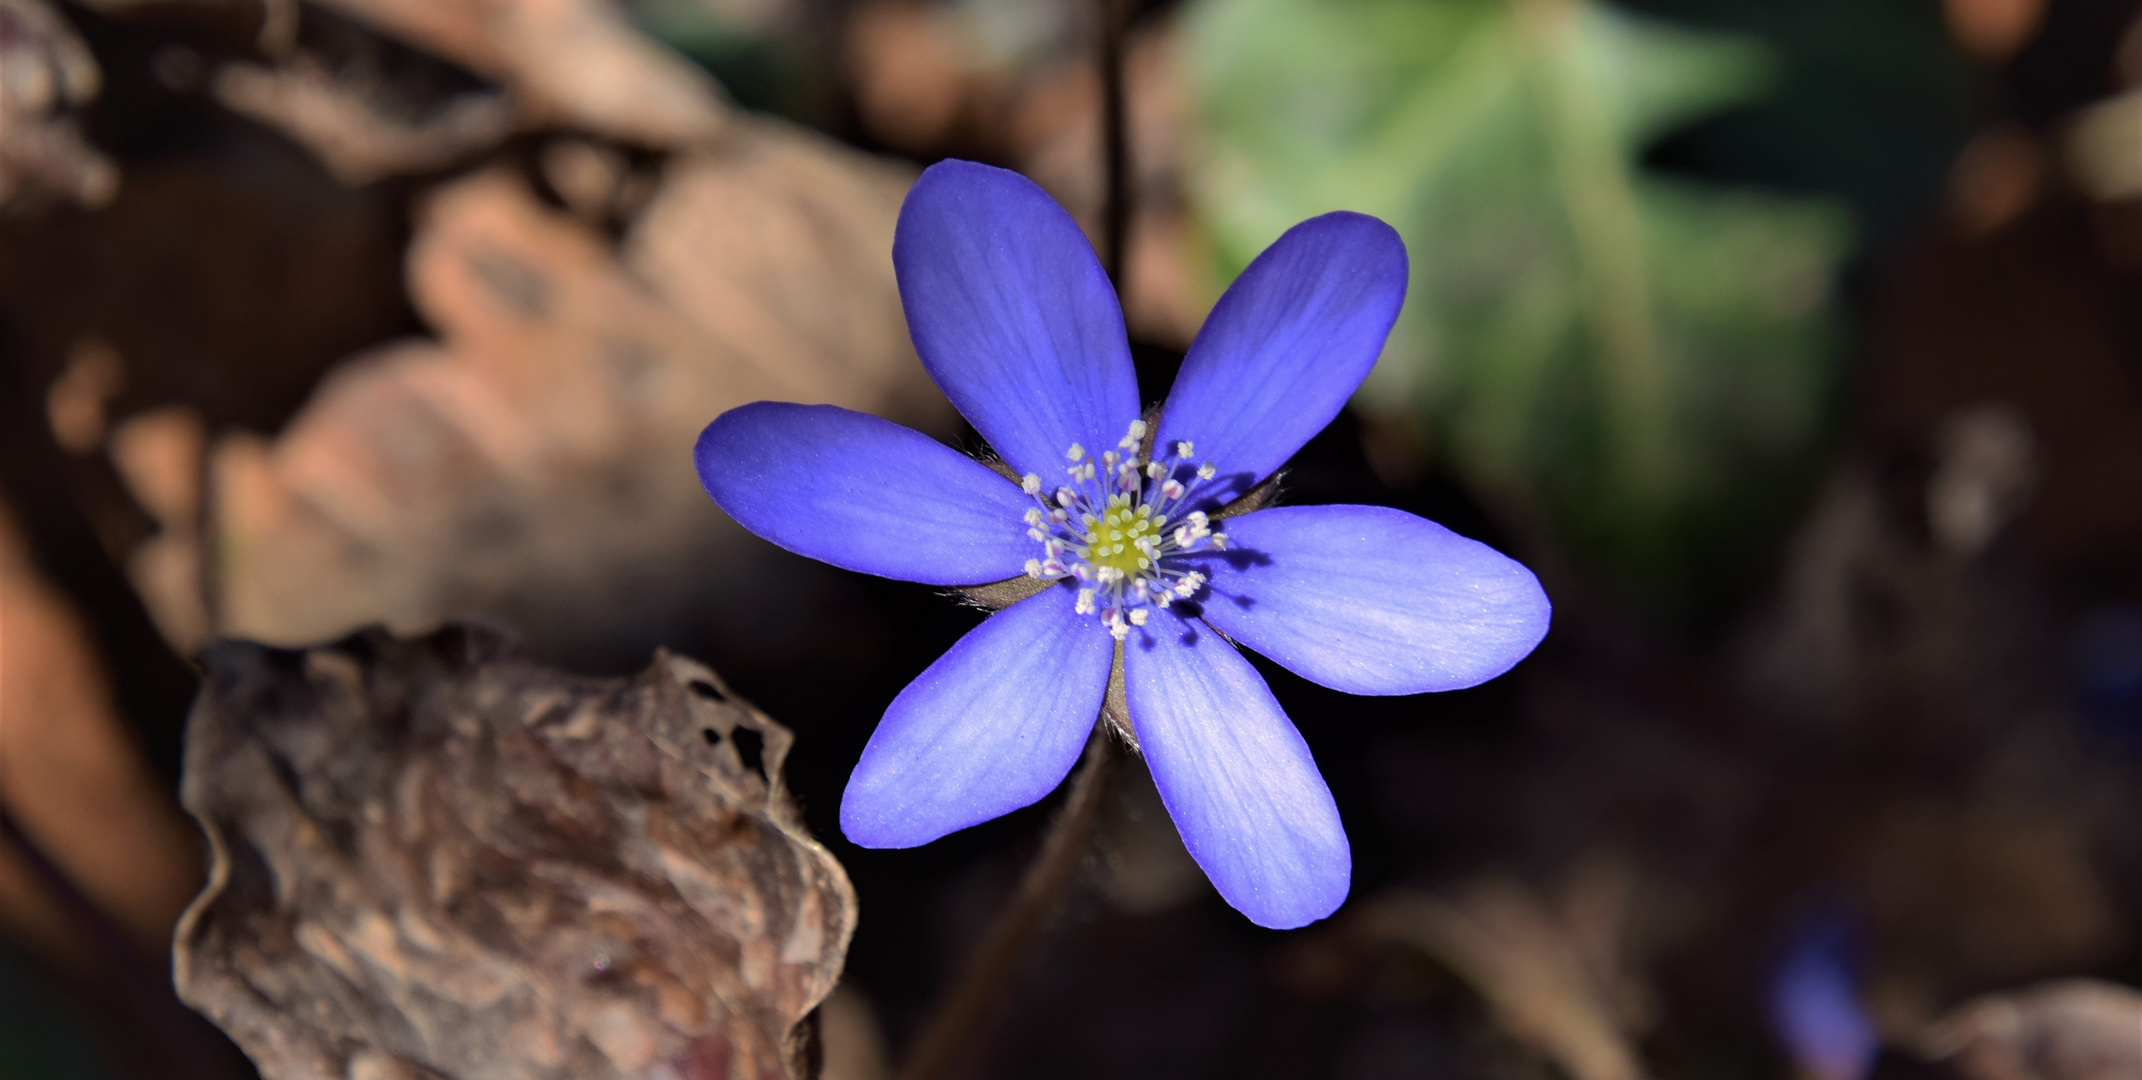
[1020,420,1229,639]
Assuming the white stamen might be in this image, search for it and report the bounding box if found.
[1119,420,1147,450]
[1023,437,1235,632]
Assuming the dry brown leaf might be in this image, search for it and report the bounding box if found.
[174,623,855,1080]
[44,334,124,453]
[0,0,117,208]
[210,121,945,659]
[1923,980,2142,1080]
[0,497,205,964]
[110,405,213,652]
[212,59,517,186]
[121,0,727,181]
[1943,0,2046,62]
[1360,876,1652,1080]
[310,0,729,149]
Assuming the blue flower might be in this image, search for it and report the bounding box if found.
[695,160,1550,929]
[1768,905,1879,1080]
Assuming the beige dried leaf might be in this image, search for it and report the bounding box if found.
[0,0,116,208]
[1923,979,2142,1080]
[209,123,945,658]
[310,0,729,148]
[1360,878,1651,1080]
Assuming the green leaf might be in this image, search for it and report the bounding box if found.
[1185,0,1851,613]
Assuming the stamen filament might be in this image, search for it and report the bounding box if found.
[1020,420,1229,629]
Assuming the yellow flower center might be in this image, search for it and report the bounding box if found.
[1017,421,1229,639]
[1082,494,1163,579]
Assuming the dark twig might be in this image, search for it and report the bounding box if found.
[1098,0,1132,293]
[892,732,1123,1080]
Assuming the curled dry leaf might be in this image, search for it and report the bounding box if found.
[1922,979,2142,1080]
[0,0,117,208]
[174,624,856,1080]
[209,121,943,662]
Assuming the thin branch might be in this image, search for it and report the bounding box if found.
[1098,0,1132,292]
[892,732,1122,1080]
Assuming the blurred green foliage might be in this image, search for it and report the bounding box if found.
[1186,0,1855,615]
[632,0,830,123]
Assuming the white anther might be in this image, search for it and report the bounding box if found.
[1057,488,1077,507]
[1022,473,1043,495]
[1211,533,1229,550]
[1025,558,1043,578]
[1175,441,1193,459]
[1161,479,1184,500]
[1028,528,1046,541]
[1197,463,1217,481]
[1076,589,1096,615]
[1129,608,1150,627]
[1024,509,1044,527]
[1067,443,1085,461]
[1146,462,1165,480]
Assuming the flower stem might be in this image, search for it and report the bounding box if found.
[893,12,1135,1076]
[892,731,1122,1080]
[1098,0,1132,293]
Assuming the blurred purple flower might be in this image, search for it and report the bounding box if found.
[1769,907,1880,1080]
[694,160,1550,929]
